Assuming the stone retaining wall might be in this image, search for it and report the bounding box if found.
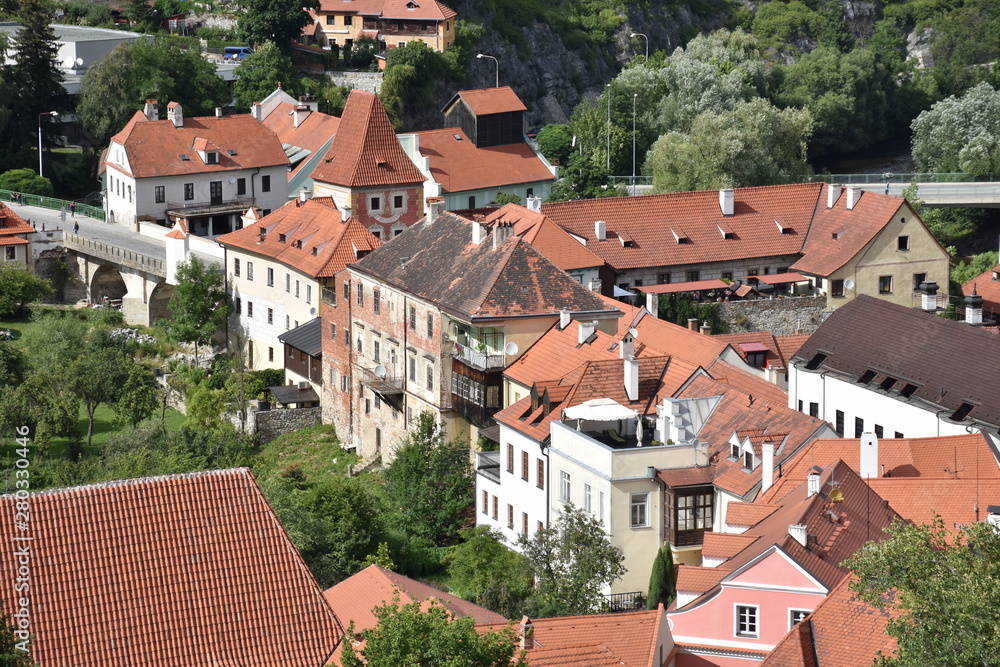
[718,296,829,335]
[254,407,322,443]
[327,71,383,93]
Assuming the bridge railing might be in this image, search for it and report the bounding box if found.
[0,189,106,221]
[64,233,166,275]
[827,172,998,185]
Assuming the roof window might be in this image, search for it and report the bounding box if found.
[879,376,897,391]
[179,154,190,161]
[858,370,876,385]
[900,383,917,398]
[951,402,974,421]
[278,234,286,243]
[804,352,827,371]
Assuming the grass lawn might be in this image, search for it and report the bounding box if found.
[0,312,52,341]
[47,403,187,459]
[254,424,359,481]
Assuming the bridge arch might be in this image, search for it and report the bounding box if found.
[90,263,127,305]
[148,281,176,324]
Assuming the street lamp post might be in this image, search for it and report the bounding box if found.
[606,83,611,171]
[632,93,637,196]
[630,32,649,61]
[38,111,59,178]
[476,53,499,88]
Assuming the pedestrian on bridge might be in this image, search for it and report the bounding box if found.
[70,201,76,217]
[74,221,79,235]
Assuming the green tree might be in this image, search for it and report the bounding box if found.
[516,504,626,617]
[911,82,1000,175]
[383,412,473,546]
[114,362,159,430]
[362,542,396,570]
[69,347,131,450]
[236,0,317,55]
[0,168,52,196]
[547,152,626,202]
[184,383,228,430]
[0,598,35,666]
[161,256,228,361]
[123,0,151,26]
[536,124,573,166]
[447,526,533,618]
[233,41,299,110]
[845,518,1000,665]
[493,192,521,206]
[0,266,52,318]
[0,371,78,451]
[78,37,229,146]
[340,597,528,667]
[952,250,999,287]
[646,543,676,610]
[8,0,64,150]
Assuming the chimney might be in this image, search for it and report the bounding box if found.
[827,184,842,208]
[761,442,775,493]
[646,291,658,318]
[251,101,263,122]
[559,309,571,330]
[619,328,636,359]
[166,102,183,128]
[687,318,698,332]
[143,99,159,121]
[341,202,352,223]
[526,195,542,212]
[519,617,533,650]
[965,290,984,325]
[492,220,514,250]
[426,196,444,224]
[299,187,312,203]
[624,356,639,402]
[699,321,711,335]
[588,278,602,293]
[719,188,734,216]
[472,220,487,245]
[919,280,939,311]
[293,104,311,128]
[807,471,821,497]
[595,220,606,241]
[788,523,808,546]
[578,320,597,345]
[215,107,223,119]
[860,432,879,479]
[846,187,861,210]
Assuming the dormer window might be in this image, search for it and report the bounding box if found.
[278,234,286,243]
[743,451,754,470]
[951,402,974,421]
[206,151,218,164]
[858,370,876,385]
[731,443,740,460]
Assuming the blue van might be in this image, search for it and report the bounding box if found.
[224,46,254,60]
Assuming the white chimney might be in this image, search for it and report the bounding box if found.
[293,105,311,128]
[578,320,597,345]
[299,187,312,203]
[860,432,879,479]
[761,442,775,493]
[166,102,183,128]
[619,328,636,359]
[144,99,158,121]
[341,202,352,223]
[807,471,821,497]
[827,184,842,208]
[595,220,606,241]
[251,101,263,122]
[472,221,487,245]
[215,107,223,118]
[559,309,571,330]
[624,356,639,402]
[492,221,514,250]
[699,321,711,335]
[719,188,734,216]
[920,280,939,311]
[965,290,984,325]
[426,197,444,224]
[164,221,189,285]
[846,187,861,210]
[646,291,658,318]
[789,523,808,546]
[588,278,602,293]
[527,195,541,212]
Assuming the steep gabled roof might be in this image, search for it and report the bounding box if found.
[792,294,1000,428]
[216,197,381,278]
[482,204,601,272]
[350,210,616,321]
[0,469,342,666]
[260,101,341,179]
[0,202,35,237]
[414,128,555,193]
[962,263,1000,315]
[445,87,528,116]
[311,90,425,188]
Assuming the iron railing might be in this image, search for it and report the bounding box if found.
[453,343,505,371]
[1,189,105,221]
[165,195,255,216]
[602,591,646,613]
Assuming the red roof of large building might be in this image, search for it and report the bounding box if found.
[449,87,528,115]
[317,0,455,20]
[311,90,425,189]
[260,102,341,180]
[481,204,601,271]
[216,197,381,277]
[0,469,342,666]
[414,128,554,193]
[106,111,289,179]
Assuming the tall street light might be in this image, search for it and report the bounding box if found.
[476,53,499,88]
[632,93,637,196]
[38,111,59,178]
[630,32,649,61]
[606,83,611,171]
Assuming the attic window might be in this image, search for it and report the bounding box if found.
[900,383,917,398]
[312,247,318,256]
[879,376,897,391]
[775,220,792,234]
[718,224,735,240]
[671,228,689,244]
[804,352,827,371]
[951,402,974,421]
[228,149,238,156]
[858,370,876,385]
[452,134,462,141]
[618,231,634,247]
[295,240,303,249]
[206,152,218,165]
[743,451,754,470]
[179,154,190,161]
[730,443,740,460]
[278,234,286,243]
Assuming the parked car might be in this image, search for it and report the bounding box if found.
[224,46,254,60]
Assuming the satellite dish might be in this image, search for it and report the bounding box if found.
[504,341,519,356]
[74,57,83,67]
[373,364,386,378]
[844,279,855,290]
[229,177,237,184]
[309,307,317,316]
[628,327,638,338]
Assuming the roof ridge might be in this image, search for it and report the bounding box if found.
[0,467,253,499]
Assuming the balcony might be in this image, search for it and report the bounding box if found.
[453,343,505,371]
[601,591,646,613]
[165,195,255,218]
[360,367,403,395]
[476,450,501,484]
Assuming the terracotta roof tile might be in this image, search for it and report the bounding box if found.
[261,102,341,179]
[0,469,342,666]
[415,129,554,193]
[351,210,616,321]
[216,197,381,278]
[0,202,35,238]
[725,501,781,527]
[676,565,733,592]
[311,90,425,188]
[700,532,760,559]
[962,264,1000,316]
[452,87,528,115]
[379,0,456,20]
[482,204,602,271]
[106,113,288,179]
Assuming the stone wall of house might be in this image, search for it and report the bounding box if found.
[254,406,322,443]
[326,71,383,93]
[718,296,829,335]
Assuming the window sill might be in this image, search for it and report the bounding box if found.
[736,634,758,640]
[630,524,653,530]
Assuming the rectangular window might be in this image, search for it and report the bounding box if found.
[507,504,514,529]
[630,493,648,527]
[879,275,893,294]
[686,270,700,282]
[409,305,416,330]
[234,258,240,277]
[855,417,864,438]
[154,185,165,203]
[306,285,312,304]
[394,195,404,209]
[809,402,819,418]
[357,282,364,307]
[330,367,336,385]
[344,15,353,25]
[247,301,253,317]
[267,267,274,287]
[373,287,380,314]
[184,183,194,200]
[365,398,370,415]
[584,483,592,514]
[295,280,300,298]
[426,312,433,339]
[344,281,350,300]
[341,375,348,392]
[268,347,274,362]
[599,491,605,522]
[330,322,336,338]
[560,470,571,502]
[492,496,498,520]
[835,410,844,436]
[373,340,380,363]
[235,297,241,314]
[482,490,488,515]
[426,363,434,391]
[267,308,273,324]
[521,451,529,481]
[831,279,844,297]
[409,356,416,381]
[284,273,290,292]
[789,609,809,629]
[875,424,884,438]
[287,315,290,330]
[736,605,759,638]
[522,512,528,535]
[237,178,246,195]
[469,195,476,208]
[370,196,380,211]
[913,273,926,291]
[247,262,254,281]
[261,175,271,192]
[536,459,544,489]
[898,235,909,251]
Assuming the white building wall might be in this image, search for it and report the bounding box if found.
[475,425,549,549]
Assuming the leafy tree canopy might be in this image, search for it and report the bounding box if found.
[236,0,317,55]
[161,256,228,360]
[447,526,533,618]
[233,41,299,110]
[0,265,52,318]
[536,124,573,166]
[0,168,52,197]
[911,83,1000,175]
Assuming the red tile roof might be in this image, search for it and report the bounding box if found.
[380,0,456,19]
[762,574,897,667]
[714,332,809,371]
[216,197,381,278]
[676,566,733,593]
[700,532,760,559]
[962,263,1000,315]
[725,501,781,527]
[311,90,425,188]
[106,112,288,178]
[0,202,34,238]
[260,102,341,179]
[482,204,603,272]
[0,469,342,666]
[452,87,528,115]
[415,128,554,193]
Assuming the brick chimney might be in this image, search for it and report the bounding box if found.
[166,102,183,128]
[559,309,571,330]
[594,220,606,241]
[519,617,534,650]
[588,278,602,293]
[341,202,352,223]
[472,220,487,245]
[143,99,158,121]
[687,318,698,332]
[788,523,807,546]
[919,280,939,312]
[699,321,711,335]
[965,289,984,325]
[492,220,514,250]
[299,186,312,203]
